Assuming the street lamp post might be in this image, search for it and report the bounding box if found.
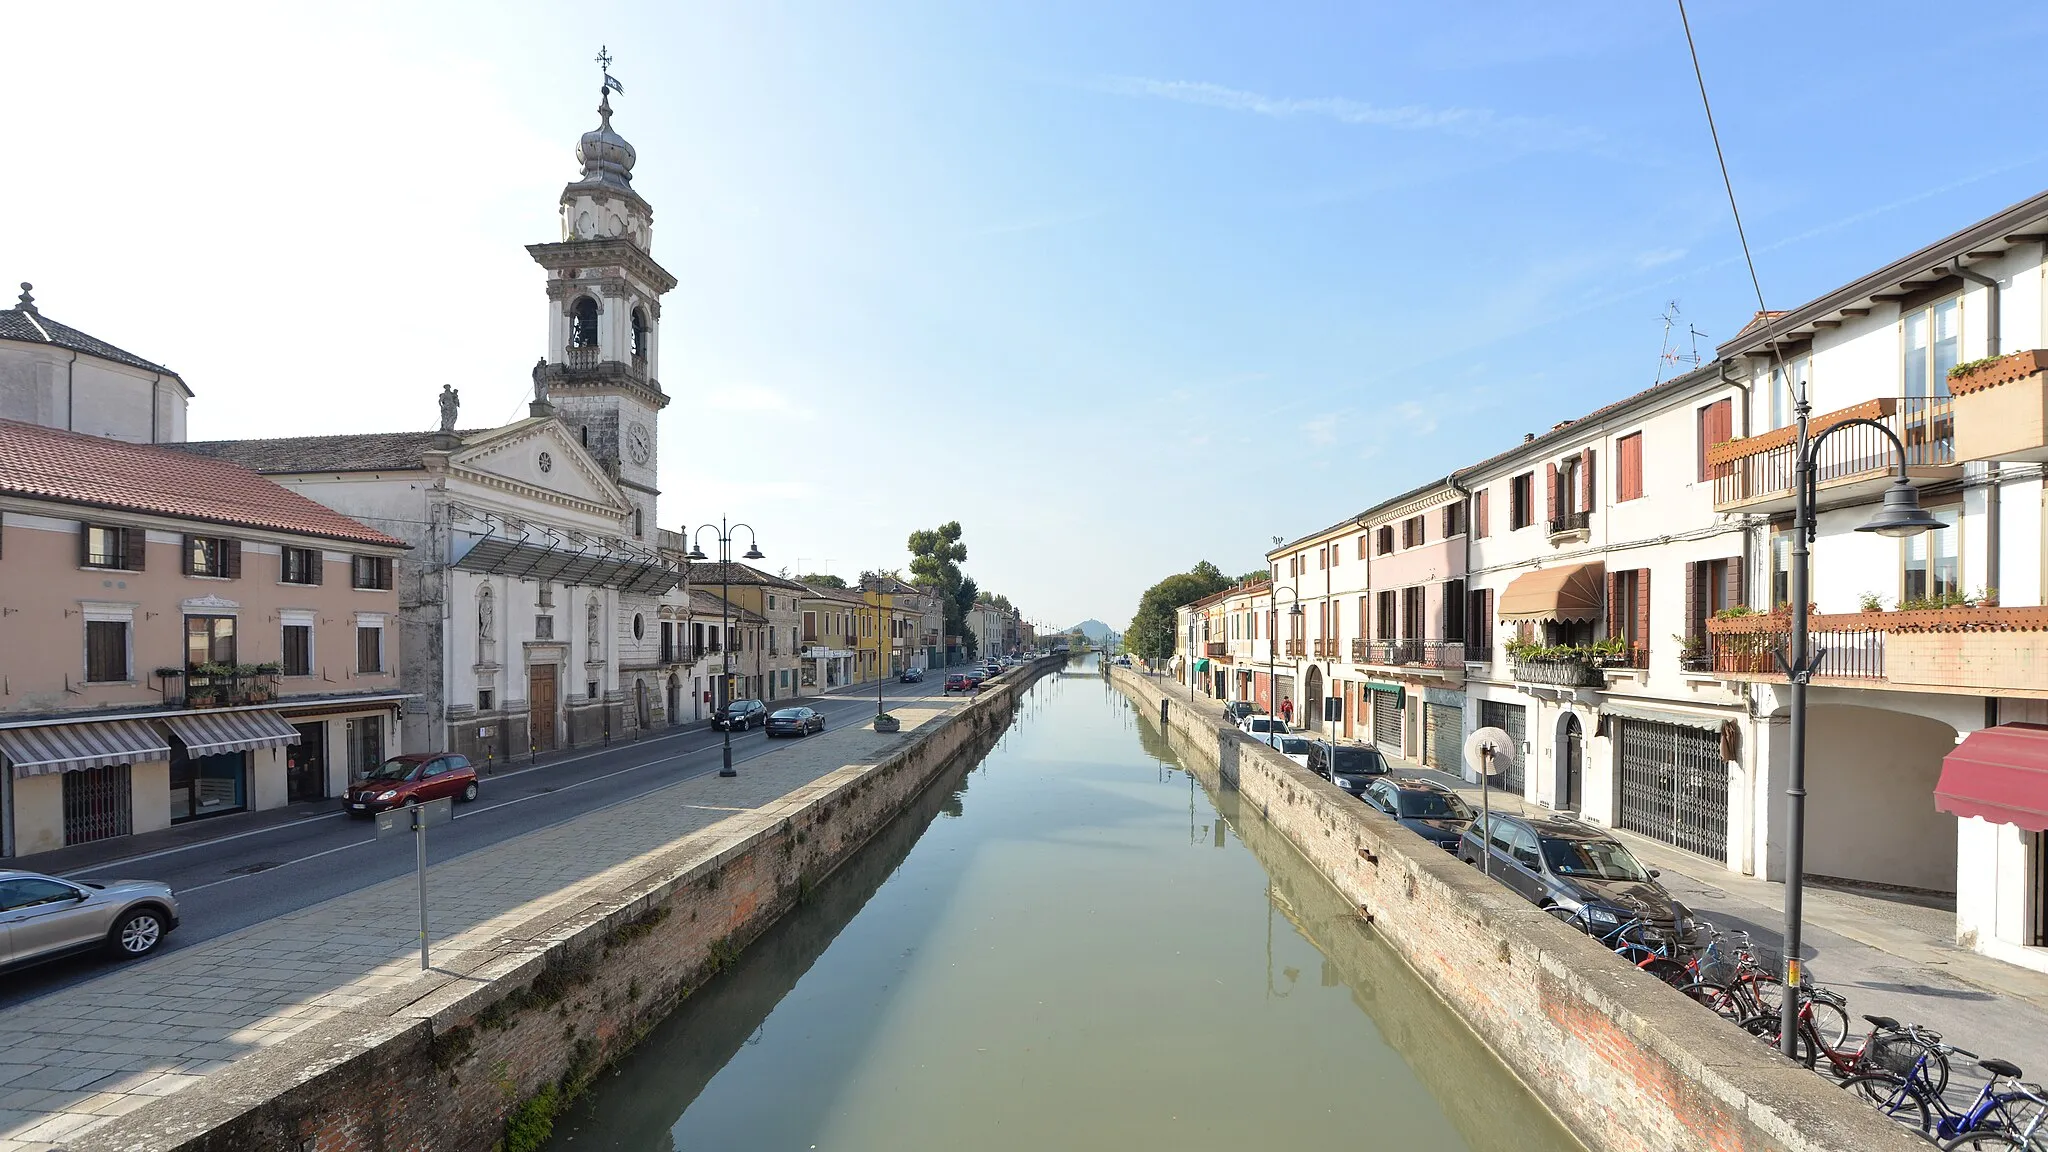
[1776,400,1938,1057]
[686,519,765,779]
[1265,584,1302,747]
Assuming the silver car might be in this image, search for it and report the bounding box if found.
[0,869,180,972]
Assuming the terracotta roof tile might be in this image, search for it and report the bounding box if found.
[0,419,406,548]
[175,430,474,474]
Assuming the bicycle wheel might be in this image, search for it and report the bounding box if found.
[1682,981,1744,1022]
[1942,1131,2048,1151]
[1742,1014,1818,1071]
[1839,1072,1932,1135]
[1806,995,1852,1052]
[1868,1032,1950,1100]
[1640,957,1692,990]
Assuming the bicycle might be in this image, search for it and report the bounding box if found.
[1939,1081,2048,1149]
[1681,929,1849,1050]
[1740,1009,1949,1094]
[1841,1051,2041,1142]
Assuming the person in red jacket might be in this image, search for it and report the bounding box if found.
[1278,697,1294,725]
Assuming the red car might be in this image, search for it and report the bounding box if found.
[945,673,970,693]
[343,753,479,816]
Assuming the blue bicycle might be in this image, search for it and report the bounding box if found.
[1841,1044,2047,1146]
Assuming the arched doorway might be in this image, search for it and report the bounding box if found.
[665,675,680,727]
[1557,712,1583,811]
[1302,666,1324,732]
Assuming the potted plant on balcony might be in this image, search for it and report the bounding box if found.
[188,663,232,706]
[1673,634,1710,672]
[1707,607,1774,673]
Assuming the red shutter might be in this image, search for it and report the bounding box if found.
[223,539,242,580]
[1545,462,1558,523]
[1580,449,1596,513]
[1607,571,1623,639]
[1475,489,1489,537]
[1723,556,1743,612]
[1700,399,1734,481]
[1635,569,1651,654]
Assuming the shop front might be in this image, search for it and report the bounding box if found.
[163,711,301,824]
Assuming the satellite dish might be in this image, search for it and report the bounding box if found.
[1463,726,1518,783]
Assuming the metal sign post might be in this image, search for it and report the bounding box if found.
[377,797,453,969]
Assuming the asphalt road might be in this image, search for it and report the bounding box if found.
[0,673,963,1009]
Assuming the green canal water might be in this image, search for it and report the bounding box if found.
[550,658,1584,1152]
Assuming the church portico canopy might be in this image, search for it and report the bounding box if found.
[450,506,679,595]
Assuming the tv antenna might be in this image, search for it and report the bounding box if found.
[1655,302,1706,384]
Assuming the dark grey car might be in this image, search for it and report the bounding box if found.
[1362,778,1472,850]
[0,869,181,972]
[1456,813,1695,941]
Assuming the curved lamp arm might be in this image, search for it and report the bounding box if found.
[1799,416,1915,542]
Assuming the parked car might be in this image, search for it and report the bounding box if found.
[716,699,769,731]
[1361,778,1473,850]
[964,671,987,690]
[1222,701,1262,725]
[1275,736,1318,768]
[944,673,971,693]
[344,753,479,816]
[1239,716,1289,739]
[1312,743,1389,793]
[899,668,924,683]
[1457,812,1696,939]
[765,707,825,737]
[0,869,181,971]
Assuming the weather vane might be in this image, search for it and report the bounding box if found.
[596,46,623,94]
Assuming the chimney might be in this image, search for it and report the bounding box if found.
[1523,432,1535,442]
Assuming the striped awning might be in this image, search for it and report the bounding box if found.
[0,719,172,777]
[163,710,301,758]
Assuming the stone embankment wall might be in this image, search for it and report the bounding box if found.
[1111,668,1923,1152]
[75,659,1061,1152]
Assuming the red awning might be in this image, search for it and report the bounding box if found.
[1936,724,2048,833]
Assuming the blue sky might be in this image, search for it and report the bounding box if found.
[7,1,2048,632]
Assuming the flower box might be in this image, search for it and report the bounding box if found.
[1953,348,2048,463]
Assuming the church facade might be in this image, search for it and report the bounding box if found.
[180,80,684,765]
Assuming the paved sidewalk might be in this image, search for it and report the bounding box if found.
[1131,672,2048,1080]
[0,696,974,1150]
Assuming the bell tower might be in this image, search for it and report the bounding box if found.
[527,49,677,542]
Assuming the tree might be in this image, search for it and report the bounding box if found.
[1239,567,1271,585]
[799,573,848,589]
[909,522,972,651]
[1124,561,1231,661]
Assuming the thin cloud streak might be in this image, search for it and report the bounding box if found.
[1098,76,1600,149]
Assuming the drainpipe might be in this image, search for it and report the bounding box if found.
[1952,258,2002,597]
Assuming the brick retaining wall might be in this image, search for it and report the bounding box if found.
[70,660,1061,1152]
[1112,668,1923,1152]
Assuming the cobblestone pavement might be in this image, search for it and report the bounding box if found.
[0,698,972,1151]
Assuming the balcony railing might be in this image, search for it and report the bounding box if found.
[1206,641,1227,656]
[1354,638,1467,669]
[1311,638,1336,658]
[1708,396,1956,512]
[1548,509,1591,538]
[1706,612,1883,680]
[1284,639,1307,658]
[1509,655,1605,688]
[1465,643,1494,665]
[563,345,603,370]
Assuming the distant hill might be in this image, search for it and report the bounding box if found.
[1065,619,1112,643]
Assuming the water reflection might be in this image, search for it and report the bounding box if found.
[551,660,1581,1152]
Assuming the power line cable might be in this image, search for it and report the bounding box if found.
[1676,0,1768,319]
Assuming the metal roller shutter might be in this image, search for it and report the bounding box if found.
[1424,702,1463,771]
[1478,700,1527,796]
[1372,690,1403,756]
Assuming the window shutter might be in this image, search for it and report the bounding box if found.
[1607,571,1622,639]
[381,556,394,590]
[1723,556,1743,612]
[224,539,242,580]
[1545,463,1558,523]
[79,523,92,567]
[1636,569,1651,651]
[127,527,144,571]
[181,534,196,575]
[1475,489,1489,537]
[1685,561,1701,640]
[1580,448,1596,513]
[312,549,325,585]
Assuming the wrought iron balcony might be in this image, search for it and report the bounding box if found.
[1547,509,1591,540]
[1509,655,1605,688]
[1355,638,1466,669]
[1707,396,1959,514]
[1311,638,1337,658]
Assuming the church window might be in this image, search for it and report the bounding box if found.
[580,426,589,447]
[571,297,600,348]
[631,309,648,362]
[631,508,644,538]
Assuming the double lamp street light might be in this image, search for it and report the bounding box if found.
[685,518,763,779]
[1775,397,1940,1058]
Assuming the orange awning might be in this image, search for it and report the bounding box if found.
[1497,563,1606,623]
[1937,724,2048,833]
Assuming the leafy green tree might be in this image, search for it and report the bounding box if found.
[1124,561,1230,661]
[799,573,848,589]
[909,522,973,650]
[1239,567,1271,585]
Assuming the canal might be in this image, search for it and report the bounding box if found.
[551,659,1584,1152]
